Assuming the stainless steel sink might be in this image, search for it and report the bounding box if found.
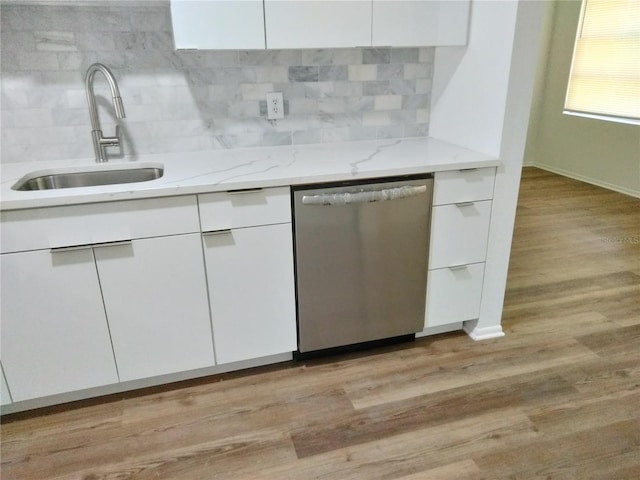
[12,165,164,191]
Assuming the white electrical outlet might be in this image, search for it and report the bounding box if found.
[266,92,284,120]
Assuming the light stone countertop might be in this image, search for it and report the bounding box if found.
[0,137,499,211]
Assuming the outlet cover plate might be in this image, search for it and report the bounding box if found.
[266,92,284,120]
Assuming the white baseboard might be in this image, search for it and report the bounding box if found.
[463,322,505,341]
[533,163,640,198]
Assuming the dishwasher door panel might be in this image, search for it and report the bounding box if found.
[293,176,432,353]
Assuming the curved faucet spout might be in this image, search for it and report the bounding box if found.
[85,63,126,162]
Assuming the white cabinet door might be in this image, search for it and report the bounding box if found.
[1,363,12,406]
[171,0,266,49]
[203,223,296,364]
[372,0,470,46]
[265,0,372,49]
[94,234,215,382]
[425,263,485,327]
[0,249,119,401]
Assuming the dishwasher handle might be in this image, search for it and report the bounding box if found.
[302,185,428,206]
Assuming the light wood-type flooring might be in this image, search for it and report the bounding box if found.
[2,167,639,479]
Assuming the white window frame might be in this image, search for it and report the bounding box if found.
[564,0,640,126]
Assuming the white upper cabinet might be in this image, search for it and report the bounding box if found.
[264,1,371,49]
[170,0,470,50]
[372,0,470,46]
[171,0,266,49]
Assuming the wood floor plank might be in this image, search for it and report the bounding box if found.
[84,390,347,477]
[502,310,613,337]
[394,459,483,480]
[559,357,640,396]
[3,387,346,479]
[504,288,640,337]
[345,336,597,410]
[527,390,640,437]
[253,409,538,480]
[291,371,576,458]
[1,398,124,441]
[576,449,640,480]
[604,291,640,326]
[49,427,297,480]
[575,324,640,360]
[502,271,640,313]
[472,419,640,479]
[118,363,348,427]
[507,169,639,293]
[123,382,356,434]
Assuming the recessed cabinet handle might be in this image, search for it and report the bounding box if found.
[50,240,132,253]
[227,188,263,195]
[455,201,475,207]
[50,244,93,253]
[448,264,468,271]
[93,240,132,249]
[459,168,478,172]
[202,229,232,237]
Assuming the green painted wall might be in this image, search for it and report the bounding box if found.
[525,0,640,197]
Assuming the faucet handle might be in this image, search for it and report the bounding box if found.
[98,127,121,148]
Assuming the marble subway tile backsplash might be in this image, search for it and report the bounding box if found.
[1,1,434,164]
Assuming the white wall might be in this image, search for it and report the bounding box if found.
[522,1,557,167]
[430,0,517,157]
[430,0,547,339]
[525,0,640,197]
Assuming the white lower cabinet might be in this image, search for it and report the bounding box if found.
[423,168,496,330]
[425,263,485,328]
[202,223,296,364]
[0,195,215,406]
[0,167,497,411]
[94,234,215,381]
[0,248,119,401]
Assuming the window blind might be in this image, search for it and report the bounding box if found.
[565,0,640,122]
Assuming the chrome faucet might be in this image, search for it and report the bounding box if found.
[85,63,126,162]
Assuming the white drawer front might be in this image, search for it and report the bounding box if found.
[429,200,492,269]
[0,196,200,254]
[199,187,291,231]
[433,167,496,205]
[425,262,485,327]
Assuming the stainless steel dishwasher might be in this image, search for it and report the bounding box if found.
[292,174,433,354]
